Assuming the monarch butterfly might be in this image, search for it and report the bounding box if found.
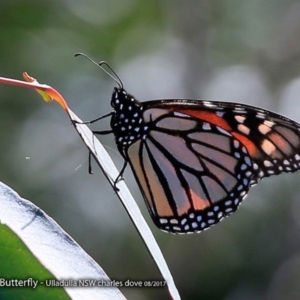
[77,55,300,234]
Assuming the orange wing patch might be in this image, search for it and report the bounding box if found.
[174,109,232,131]
[231,132,259,157]
[175,108,260,158]
[190,189,210,210]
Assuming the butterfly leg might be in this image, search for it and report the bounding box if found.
[73,112,114,125]
[113,160,128,192]
[88,151,93,174]
[86,129,114,174]
[92,130,113,135]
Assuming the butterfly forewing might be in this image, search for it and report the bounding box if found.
[146,99,300,181]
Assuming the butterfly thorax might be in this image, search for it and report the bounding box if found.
[110,88,148,152]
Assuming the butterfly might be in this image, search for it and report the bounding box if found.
[78,56,300,234]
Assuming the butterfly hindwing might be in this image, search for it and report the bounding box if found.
[127,107,254,233]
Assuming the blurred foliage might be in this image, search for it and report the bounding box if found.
[1,0,300,299]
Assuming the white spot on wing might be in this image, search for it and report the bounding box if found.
[244,156,252,166]
[174,112,189,118]
[203,122,211,130]
[256,112,266,118]
[238,124,250,135]
[264,160,273,167]
[234,140,240,148]
[235,115,246,123]
[217,126,231,136]
[160,219,168,224]
[216,111,224,117]
[261,139,276,155]
[203,101,216,107]
[264,120,275,127]
[259,124,272,134]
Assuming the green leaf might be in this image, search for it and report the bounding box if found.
[0,224,69,300]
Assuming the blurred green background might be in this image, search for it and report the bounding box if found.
[1,1,300,299]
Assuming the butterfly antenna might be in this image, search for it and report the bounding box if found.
[74,53,123,89]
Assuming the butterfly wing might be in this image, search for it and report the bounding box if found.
[219,104,300,180]
[125,99,300,233]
